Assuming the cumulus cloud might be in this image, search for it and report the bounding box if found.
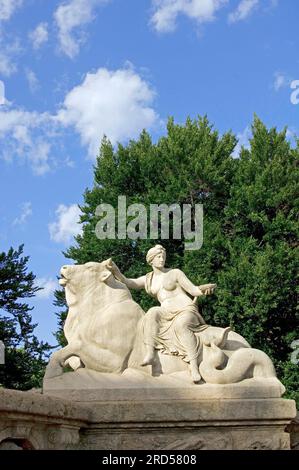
[57,66,159,156]
[49,204,82,244]
[13,201,32,225]
[35,277,58,299]
[0,106,54,174]
[0,1,24,75]
[29,22,49,50]
[0,1,23,76]
[1,66,159,171]
[228,0,258,23]
[151,0,276,30]
[54,0,109,58]
[0,0,23,22]
[150,0,228,33]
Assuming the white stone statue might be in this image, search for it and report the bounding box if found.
[199,326,277,384]
[44,245,279,388]
[44,260,144,379]
[108,244,216,382]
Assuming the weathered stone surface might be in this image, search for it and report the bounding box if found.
[43,367,286,402]
[286,412,299,450]
[0,388,91,422]
[0,387,296,450]
[0,388,90,450]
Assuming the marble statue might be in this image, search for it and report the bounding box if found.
[44,260,144,379]
[199,326,277,384]
[108,244,216,382]
[44,245,278,386]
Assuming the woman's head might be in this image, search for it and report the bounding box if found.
[146,244,166,268]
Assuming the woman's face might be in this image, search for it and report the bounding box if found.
[151,251,166,269]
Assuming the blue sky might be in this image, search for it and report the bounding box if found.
[0,0,298,344]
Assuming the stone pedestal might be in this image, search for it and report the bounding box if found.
[40,368,297,450]
[0,388,90,450]
[0,385,296,450]
[0,367,296,450]
[78,398,295,450]
[287,412,299,450]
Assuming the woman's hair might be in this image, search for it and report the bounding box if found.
[146,244,166,265]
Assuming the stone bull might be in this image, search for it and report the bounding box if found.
[44,260,144,379]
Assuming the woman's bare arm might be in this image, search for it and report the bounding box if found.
[120,274,146,290]
[175,269,204,297]
[175,269,216,297]
[108,261,146,290]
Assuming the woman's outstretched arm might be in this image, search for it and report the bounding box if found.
[175,269,216,297]
[175,269,204,297]
[108,260,146,290]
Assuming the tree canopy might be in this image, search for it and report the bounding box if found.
[0,245,51,390]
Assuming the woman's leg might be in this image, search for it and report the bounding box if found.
[141,306,162,366]
[173,312,202,383]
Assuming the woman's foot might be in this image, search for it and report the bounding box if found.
[191,369,202,383]
[190,360,201,383]
[140,353,155,366]
[140,346,155,366]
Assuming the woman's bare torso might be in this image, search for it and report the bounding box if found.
[150,269,194,312]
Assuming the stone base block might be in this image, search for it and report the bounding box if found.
[78,397,296,450]
[0,387,296,450]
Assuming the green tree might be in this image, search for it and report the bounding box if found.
[219,117,299,403]
[0,245,51,390]
[54,116,299,405]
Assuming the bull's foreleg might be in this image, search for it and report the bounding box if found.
[43,345,77,380]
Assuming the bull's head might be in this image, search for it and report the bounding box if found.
[59,259,112,291]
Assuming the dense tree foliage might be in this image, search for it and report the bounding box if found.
[55,116,299,404]
[0,245,51,390]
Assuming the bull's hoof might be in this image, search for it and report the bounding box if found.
[64,356,83,371]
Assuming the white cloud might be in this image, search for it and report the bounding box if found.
[49,204,82,244]
[30,140,52,175]
[54,0,109,58]
[25,68,39,93]
[232,126,251,158]
[0,0,23,22]
[0,80,4,105]
[13,201,32,225]
[29,22,49,50]
[0,38,20,76]
[1,65,159,171]
[228,0,258,23]
[150,0,228,33]
[0,106,54,174]
[273,71,292,92]
[0,1,24,76]
[35,277,57,299]
[0,50,16,76]
[57,66,159,157]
